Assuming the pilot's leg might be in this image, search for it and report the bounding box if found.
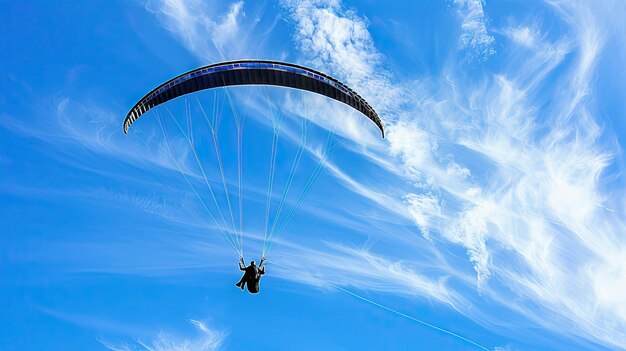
[235,276,246,290]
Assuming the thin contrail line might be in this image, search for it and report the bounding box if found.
[271,261,491,351]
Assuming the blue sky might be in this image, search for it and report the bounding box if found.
[2,0,626,350]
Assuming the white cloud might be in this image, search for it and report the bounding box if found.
[280,0,403,115]
[452,0,496,61]
[145,0,256,61]
[280,0,626,349]
[271,242,468,308]
[503,25,539,49]
[101,319,225,351]
[404,192,441,240]
[443,203,492,288]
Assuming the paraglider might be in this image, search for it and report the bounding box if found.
[123,60,383,292]
[236,258,266,293]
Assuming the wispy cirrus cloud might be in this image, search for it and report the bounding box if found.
[452,0,496,61]
[280,0,404,116]
[279,0,626,349]
[271,241,468,307]
[101,319,225,351]
[145,0,255,61]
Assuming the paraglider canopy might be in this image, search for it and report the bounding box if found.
[123,60,384,137]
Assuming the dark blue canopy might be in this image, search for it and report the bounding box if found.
[123,60,384,137]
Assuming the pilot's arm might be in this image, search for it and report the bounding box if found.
[239,258,246,271]
[258,257,266,275]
